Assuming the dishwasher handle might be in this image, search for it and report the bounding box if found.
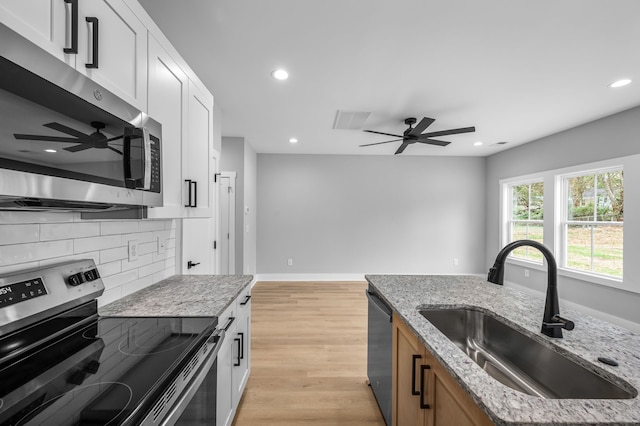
[366,290,392,323]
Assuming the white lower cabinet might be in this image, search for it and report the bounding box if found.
[217,287,252,426]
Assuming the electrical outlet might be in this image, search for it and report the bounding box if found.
[524,269,530,278]
[157,237,166,254]
[128,240,139,262]
[287,258,293,266]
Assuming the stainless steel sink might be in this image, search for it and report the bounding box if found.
[419,307,637,399]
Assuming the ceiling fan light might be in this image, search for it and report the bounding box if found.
[272,69,289,80]
[609,79,632,88]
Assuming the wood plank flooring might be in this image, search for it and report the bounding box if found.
[232,281,386,426]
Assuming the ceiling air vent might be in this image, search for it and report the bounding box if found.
[332,110,371,130]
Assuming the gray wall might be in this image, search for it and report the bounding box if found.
[485,106,640,324]
[257,154,486,275]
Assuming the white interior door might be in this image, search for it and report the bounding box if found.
[219,172,236,274]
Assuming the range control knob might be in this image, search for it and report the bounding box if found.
[67,273,84,287]
[84,269,100,282]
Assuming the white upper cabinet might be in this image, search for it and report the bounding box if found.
[146,34,187,219]
[0,0,73,66]
[0,0,147,110]
[183,80,214,217]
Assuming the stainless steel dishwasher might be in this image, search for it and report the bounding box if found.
[366,286,392,425]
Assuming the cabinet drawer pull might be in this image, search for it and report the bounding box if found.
[85,17,99,68]
[233,337,241,366]
[238,332,244,360]
[411,354,422,396]
[240,295,251,305]
[223,316,235,331]
[184,179,198,207]
[63,0,78,54]
[420,364,431,409]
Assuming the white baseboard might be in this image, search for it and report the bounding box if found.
[254,273,366,282]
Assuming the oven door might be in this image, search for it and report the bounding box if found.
[157,329,224,426]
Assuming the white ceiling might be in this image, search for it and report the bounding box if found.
[138,0,640,157]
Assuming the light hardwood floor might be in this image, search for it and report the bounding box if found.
[232,281,386,426]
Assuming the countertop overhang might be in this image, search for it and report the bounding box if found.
[99,275,254,318]
[365,274,640,425]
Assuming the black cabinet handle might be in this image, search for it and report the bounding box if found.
[223,316,235,331]
[233,337,241,366]
[238,332,244,360]
[240,295,251,305]
[420,364,431,409]
[85,17,99,68]
[411,354,422,396]
[187,261,200,269]
[184,179,198,207]
[63,0,78,54]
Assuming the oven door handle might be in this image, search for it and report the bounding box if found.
[158,328,225,426]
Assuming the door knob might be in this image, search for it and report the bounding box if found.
[187,261,200,269]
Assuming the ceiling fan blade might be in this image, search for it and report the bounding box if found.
[14,134,81,143]
[363,130,404,138]
[44,122,89,138]
[105,135,124,142]
[421,126,476,138]
[394,142,409,155]
[63,144,92,153]
[408,117,435,137]
[416,139,451,147]
[359,139,404,147]
[108,146,123,155]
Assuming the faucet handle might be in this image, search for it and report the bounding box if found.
[544,314,575,331]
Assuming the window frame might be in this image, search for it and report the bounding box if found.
[499,154,640,294]
[504,178,545,264]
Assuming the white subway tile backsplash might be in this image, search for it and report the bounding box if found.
[100,221,139,235]
[139,220,166,232]
[40,222,100,241]
[100,246,128,263]
[0,240,74,267]
[74,235,122,253]
[0,224,39,244]
[0,216,176,307]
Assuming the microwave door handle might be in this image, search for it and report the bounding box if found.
[142,127,151,190]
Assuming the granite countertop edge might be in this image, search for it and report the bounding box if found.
[99,274,254,318]
[365,274,640,426]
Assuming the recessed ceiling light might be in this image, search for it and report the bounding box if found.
[272,69,289,80]
[44,149,57,153]
[473,141,483,147]
[289,138,298,143]
[609,79,632,88]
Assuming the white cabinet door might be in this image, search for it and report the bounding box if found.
[146,34,187,219]
[217,304,237,426]
[183,79,213,217]
[0,0,75,66]
[77,0,147,110]
[232,289,251,405]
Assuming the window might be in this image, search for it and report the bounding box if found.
[561,168,623,278]
[507,180,544,262]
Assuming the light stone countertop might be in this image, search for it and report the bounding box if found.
[99,275,253,318]
[365,274,640,426]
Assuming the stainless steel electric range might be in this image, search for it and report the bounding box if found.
[0,260,223,426]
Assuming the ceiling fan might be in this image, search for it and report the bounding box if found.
[360,117,475,155]
[14,121,124,155]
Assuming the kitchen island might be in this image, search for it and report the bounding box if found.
[99,274,253,317]
[366,275,640,425]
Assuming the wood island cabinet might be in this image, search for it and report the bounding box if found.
[392,312,494,426]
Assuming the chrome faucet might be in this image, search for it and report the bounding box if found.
[487,239,575,338]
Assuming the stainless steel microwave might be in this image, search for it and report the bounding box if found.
[0,22,162,212]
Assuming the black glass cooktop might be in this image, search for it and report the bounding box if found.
[0,304,216,426]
